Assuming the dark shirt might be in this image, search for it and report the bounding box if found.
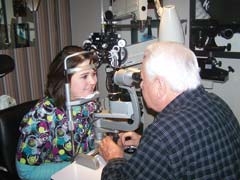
[101,86,240,180]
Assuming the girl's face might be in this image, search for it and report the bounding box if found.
[70,59,97,99]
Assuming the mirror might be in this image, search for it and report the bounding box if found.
[190,0,240,59]
[0,0,36,50]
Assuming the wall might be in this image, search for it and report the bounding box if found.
[70,0,102,46]
[0,0,72,104]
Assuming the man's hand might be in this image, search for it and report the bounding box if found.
[99,136,124,162]
[118,131,141,148]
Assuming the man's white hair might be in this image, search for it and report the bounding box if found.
[144,42,201,92]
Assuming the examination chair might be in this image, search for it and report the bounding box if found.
[0,99,38,180]
[0,54,15,78]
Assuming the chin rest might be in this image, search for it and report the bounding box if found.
[0,100,38,180]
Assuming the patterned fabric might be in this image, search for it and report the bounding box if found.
[101,86,240,180]
[16,97,96,166]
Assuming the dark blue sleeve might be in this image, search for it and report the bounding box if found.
[101,158,128,180]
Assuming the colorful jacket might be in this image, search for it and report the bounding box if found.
[16,97,96,166]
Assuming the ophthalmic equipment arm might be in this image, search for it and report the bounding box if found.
[64,51,142,170]
[93,68,142,144]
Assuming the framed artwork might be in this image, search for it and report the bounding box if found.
[0,0,10,49]
[14,23,30,48]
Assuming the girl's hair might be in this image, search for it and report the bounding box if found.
[45,45,98,108]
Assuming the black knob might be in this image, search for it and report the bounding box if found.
[228,66,234,73]
[105,10,113,21]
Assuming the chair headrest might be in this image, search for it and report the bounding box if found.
[0,55,15,78]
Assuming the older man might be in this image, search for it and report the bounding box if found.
[99,42,240,180]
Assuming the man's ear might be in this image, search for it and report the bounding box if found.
[154,77,166,98]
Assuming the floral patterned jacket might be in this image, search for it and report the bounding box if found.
[16,97,96,166]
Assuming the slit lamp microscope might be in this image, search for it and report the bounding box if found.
[64,25,143,170]
[64,0,157,170]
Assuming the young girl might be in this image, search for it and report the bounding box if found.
[16,46,98,180]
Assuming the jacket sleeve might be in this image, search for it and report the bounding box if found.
[101,158,129,180]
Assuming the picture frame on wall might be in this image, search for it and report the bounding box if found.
[0,0,10,49]
[14,23,30,48]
